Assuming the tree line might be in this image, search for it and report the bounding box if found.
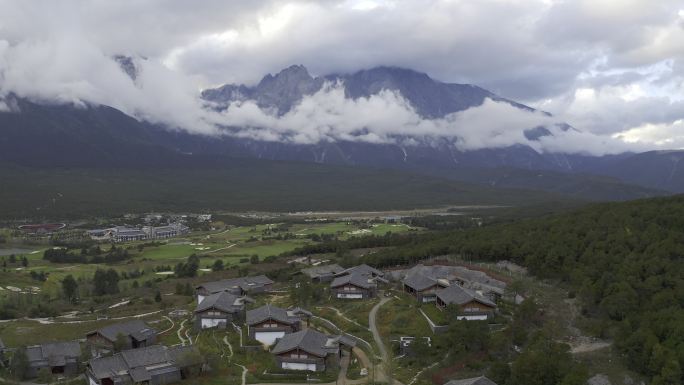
[360,195,684,384]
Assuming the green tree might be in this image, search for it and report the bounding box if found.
[212,259,224,271]
[154,290,162,303]
[652,358,683,385]
[488,361,511,385]
[113,333,129,352]
[93,268,120,295]
[62,274,79,303]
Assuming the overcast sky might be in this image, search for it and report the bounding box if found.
[0,0,682,152]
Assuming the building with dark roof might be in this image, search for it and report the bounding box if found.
[401,264,506,303]
[25,341,81,378]
[329,264,387,299]
[270,329,354,372]
[194,292,252,330]
[334,264,384,279]
[330,273,378,299]
[86,320,157,356]
[435,284,497,320]
[444,376,498,385]
[300,264,344,283]
[195,275,273,303]
[246,305,311,346]
[86,345,202,385]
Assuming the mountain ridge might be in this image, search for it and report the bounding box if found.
[0,65,681,199]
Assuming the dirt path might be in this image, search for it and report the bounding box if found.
[235,363,247,385]
[223,335,234,358]
[369,297,391,362]
[562,298,613,354]
[369,296,405,385]
[311,314,375,354]
[207,243,236,253]
[177,319,188,345]
[569,338,612,354]
[159,316,175,334]
[316,306,369,330]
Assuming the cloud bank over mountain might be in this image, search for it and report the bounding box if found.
[211,83,632,155]
[0,0,682,151]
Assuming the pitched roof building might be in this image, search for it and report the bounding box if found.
[195,275,273,302]
[402,264,505,303]
[194,292,252,330]
[270,329,354,372]
[329,264,387,299]
[246,304,311,346]
[86,320,157,356]
[25,341,81,378]
[435,284,497,320]
[334,264,384,279]
[300,264,344,283]
[87,345,202,385]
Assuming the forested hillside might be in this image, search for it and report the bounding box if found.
[363,195,684,384]
[0,161,570,219]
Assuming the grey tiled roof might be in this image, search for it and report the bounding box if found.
[271,329,338,357]
[88,345,199,380]
[330,272,376,289]
[26,341,81,364]
[120,345,169,368]
[129,367,151,382]
[444,376,498,385]
[88,354,128,379]
[246,304,298,326]
[403,264,506,294]
[435,284,496,308]
[288,307,313,318]
[195,292,246,314]
[403,271,441,291]
[197,275,273,294]
[336,264,383,278]
[89,320,157,342]
[301,264,344,278]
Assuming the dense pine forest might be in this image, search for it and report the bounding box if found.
[354,195,684,384]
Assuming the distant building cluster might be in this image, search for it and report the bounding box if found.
[87,223,189,242]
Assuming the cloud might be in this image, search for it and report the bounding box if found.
[214,82,633,155]
[0,0,682,152]
[614,120,684,148]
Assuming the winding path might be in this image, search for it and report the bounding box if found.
[369,297,392,363]
[315,306,369,330]
[223,335,234,358]
[369,296,405,385]
[177,319,188,345]
[235,363,248,385]
[159,316,175,334]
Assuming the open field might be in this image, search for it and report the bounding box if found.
[0,220,419,299]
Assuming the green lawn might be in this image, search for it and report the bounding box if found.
[377,292,432,339]
[420,303,448,325]
[0,312,164,347]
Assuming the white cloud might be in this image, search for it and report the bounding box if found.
[0,0,682,153]
[214,82,632,155]
[613,120,684,148]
